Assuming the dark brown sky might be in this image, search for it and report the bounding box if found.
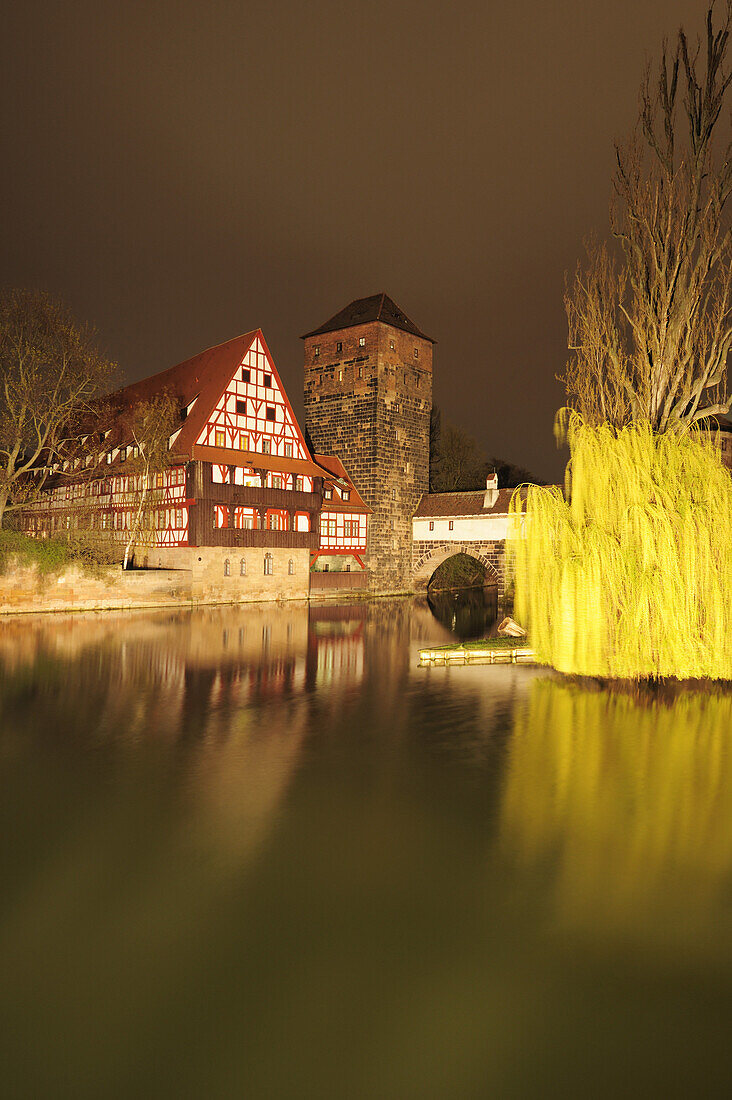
[1,0,710,480]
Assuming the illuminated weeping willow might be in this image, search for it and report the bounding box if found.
[507,415,732,679]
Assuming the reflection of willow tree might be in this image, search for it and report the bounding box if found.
[500,680,732,951]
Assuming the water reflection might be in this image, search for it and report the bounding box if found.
[1,601,732,1096]
[426,585,498,640]
[500,678,732,960]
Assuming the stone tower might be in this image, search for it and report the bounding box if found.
[302,293,434,588]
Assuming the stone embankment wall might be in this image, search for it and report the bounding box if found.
[0,546,311,615]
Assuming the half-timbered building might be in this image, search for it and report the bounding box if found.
[21,330,370,595]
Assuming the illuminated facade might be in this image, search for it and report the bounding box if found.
[21,330,370,587]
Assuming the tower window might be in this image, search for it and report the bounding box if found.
[390,340,395,350]
[264,374,272,388]
[266,406,275,421]
[359,336,366,347]
[414,347,419,358]
[336,341,342,353]
[392,488,396,499]
[242,368,250,383]
[236,399,246,415]
[314,345,320,357]
[358,366,363,378]
[338,369,343,382]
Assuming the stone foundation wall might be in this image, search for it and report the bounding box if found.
[0,545,311,615]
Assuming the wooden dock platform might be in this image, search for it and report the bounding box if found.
[418,644,536,667]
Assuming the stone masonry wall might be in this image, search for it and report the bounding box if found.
[412,538,507,599]
[304,319,432,592]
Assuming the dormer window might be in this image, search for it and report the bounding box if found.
[342,489,350,501]
[324,487,333,500]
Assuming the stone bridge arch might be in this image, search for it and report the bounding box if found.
[411,541,502,592]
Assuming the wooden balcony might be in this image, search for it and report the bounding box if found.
[205,529,319,550]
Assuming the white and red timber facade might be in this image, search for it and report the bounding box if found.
[21,328,371,597]
[20,294,519,601]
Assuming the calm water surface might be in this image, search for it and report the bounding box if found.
[1,594,732,1097]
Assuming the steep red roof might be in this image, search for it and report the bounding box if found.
[302,293,435,343]
[313,453,371,513]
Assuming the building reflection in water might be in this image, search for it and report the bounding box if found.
[499,678,732,960]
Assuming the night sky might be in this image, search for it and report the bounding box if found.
[1,0,711,481]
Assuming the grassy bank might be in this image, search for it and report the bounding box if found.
[0,531,119,578]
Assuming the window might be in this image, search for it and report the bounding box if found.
[295,477,303,491]
[314,345,320,357]
[449,520,454,531]
[233,507,255,529]
[288,559,295,575]
[345,562,351,572]
[320,374,323,383]
[239,432,249,450]
[336,341,342,352]
[358,366,363,379]
[242,368,250,383]
[224,558,231,576]
[272,475,282,489]
[262,439,270,455]
[215,505,229,529]
[236,399,247,415]
[345,520,358,539]
[325,518,337,536]
[338,369,343,382]
[266,406,275,421]
[264,374,272,388]
[215,430,226,448]
[391,488,396,499]
[390,339,395,350]
[175,509,184,528]
[359,336,366,347]
[120,448,126,462]
[429,521,434,531]
[264,553,273,575]
[156,471,164,488]
[414,347,419,359]
[394,403,400,413]
[324,488,332,500]
[342,489,350,501]
[240,558,247,575]
[268,512,286,531]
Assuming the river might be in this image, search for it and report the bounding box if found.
[1,593,731,1097]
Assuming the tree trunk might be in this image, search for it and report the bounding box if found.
[123,478,149,569]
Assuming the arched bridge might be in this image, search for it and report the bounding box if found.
[412,485,518,598]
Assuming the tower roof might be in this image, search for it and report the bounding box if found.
[301,293,435,343]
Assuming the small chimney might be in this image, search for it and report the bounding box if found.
[484,472,498,509]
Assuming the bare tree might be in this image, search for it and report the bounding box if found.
[563,4,732,433]
[121,394,180,569]
[0,288,115,527]
[430,420,487,492]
